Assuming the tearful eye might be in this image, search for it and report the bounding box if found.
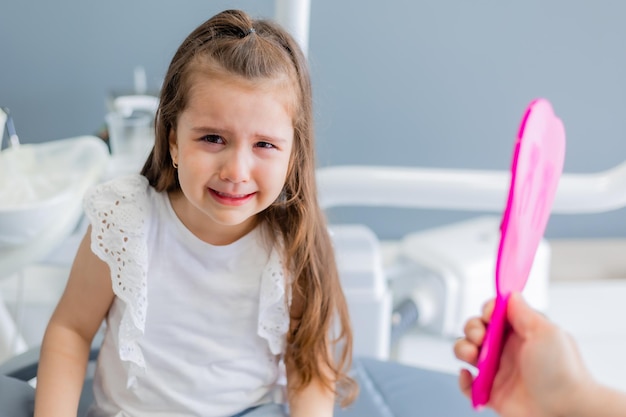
[256,141,276,149]
[202,134,224,144]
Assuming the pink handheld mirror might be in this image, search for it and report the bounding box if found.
[471,98,566,408]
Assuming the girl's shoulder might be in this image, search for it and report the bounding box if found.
[84,174,152,208]
[83,173,156,224]
[82,173,155,260]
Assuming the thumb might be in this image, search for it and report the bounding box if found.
[507,292,546,338]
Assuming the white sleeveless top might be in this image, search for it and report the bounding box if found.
[83,175,291,417]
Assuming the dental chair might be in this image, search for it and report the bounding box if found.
[0,344,492,417]
[0,343,99,417]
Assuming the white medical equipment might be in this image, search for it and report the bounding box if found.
[0,136,109,278]
[318,156,626,361]
[330,224,392,359]
[0,108,110,359]
[330,216,550,362]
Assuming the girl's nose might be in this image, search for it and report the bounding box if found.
[219,149,251,183]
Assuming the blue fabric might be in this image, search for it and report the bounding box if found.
[0,375,34,417]
[334,358,497,417]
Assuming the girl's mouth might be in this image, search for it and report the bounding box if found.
[209,188,255,206]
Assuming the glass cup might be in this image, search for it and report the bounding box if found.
[105,111,154,164]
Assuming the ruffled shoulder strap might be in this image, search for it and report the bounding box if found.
[257,246,292,356]
[83,174,151,379]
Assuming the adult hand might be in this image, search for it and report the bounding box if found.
[453,293,594,417]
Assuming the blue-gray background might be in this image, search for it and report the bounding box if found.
[2,1,626,239]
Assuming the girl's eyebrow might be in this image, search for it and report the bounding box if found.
[258,136,288,145]
[190,125,228,135]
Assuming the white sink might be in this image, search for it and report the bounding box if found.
[0,136,109,277]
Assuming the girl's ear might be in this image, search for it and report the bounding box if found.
[169,128,178,165]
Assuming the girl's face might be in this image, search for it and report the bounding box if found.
[169,73,295,245]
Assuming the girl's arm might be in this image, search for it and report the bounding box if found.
[34,227,115,417]
[285,295,336,417]
[286,357,336,417]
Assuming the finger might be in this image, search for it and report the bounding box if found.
[453,338,480,366]
[463,317,486,346]
[481,298,495,322]
[507,292,546,338]
[458,368,474,399]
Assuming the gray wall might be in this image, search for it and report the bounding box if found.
[2,1,626,239]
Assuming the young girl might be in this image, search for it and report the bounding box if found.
[34,9,356,417]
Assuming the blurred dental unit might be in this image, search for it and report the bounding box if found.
[2,0,626,408]
[4,96,626,391]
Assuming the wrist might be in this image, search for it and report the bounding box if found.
[566,380,624,417]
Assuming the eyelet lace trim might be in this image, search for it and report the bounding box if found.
[257,248,291,355]
[83,175,150,385]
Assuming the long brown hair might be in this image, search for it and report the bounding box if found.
[141,9,357,405]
